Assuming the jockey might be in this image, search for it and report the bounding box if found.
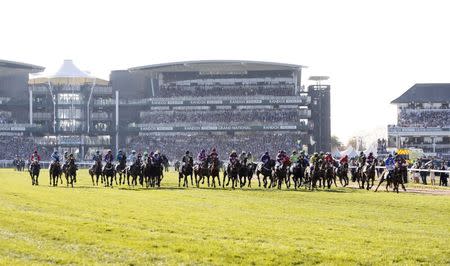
[229,150,238,165]
[182,151,193,166]
[358,152,366,168]
[129,150,137,164]
[104,149,114,164]
[298,153,309,167]
[277,150,290,166]
[143,151,149,162]
[247,152,254,164]
[148,151,155,162]
[92,150,102,162]
[197,149,207,163]
[290,150,299,164]
[116,149,126,162]
[153,150,162,164]
[339,155,349,166]
[30,150,41,163]
[310,152,318,165]
[367,152,375,165]
[385,154,395,179]
[239,151,247,164]
[209,148,219,162]
[324,152,334,164]
[51,150,60,163]
[261,151,270,167]
[63,151,69,163]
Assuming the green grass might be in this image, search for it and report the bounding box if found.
[0,169,449,265]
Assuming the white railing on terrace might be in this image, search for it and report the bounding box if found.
[33,113,52,119]
[132,122,308,127]
[93,87,113,94]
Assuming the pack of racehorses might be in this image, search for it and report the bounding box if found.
[27,156,408,193]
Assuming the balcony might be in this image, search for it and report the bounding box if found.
[93,87,113,95]
[33,112,52,120]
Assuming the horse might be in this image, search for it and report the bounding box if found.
[64,159,77,187]
[273,161,290,189]
[49,161,62,187]
[238,160,248,188]
[323,161,336,189]
[103,161,116,187]
[309,160,322,190]
[194,160,210,187]
[256,159,276,188]
[89,160,103,186]
[224,160,240,189]
[128,160,143,186]
[335,163,349,187]
[288,162,304,189]
[143,158,163,188]
[362,161,376,190]
[115,160,128,185]
[209,158,221,188]
[161,154,170,172]
[245,162,257,188]
[375,163,406,193]
[29,160,40,186]
[178,162,193,187]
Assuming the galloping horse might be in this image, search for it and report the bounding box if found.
[288,162,305,189]
[49,161,62,187]
[309,160,322,190]
[256,159,276,188]
[115,159,128,185]
[178,162,193,187]
[209,159,221,188]
[323,161,336,189]
[224,161,240,189]
[128,159,142,186]
[143,158,163,188]
[29,160,40,186]
[89,160,103,186]
[274,160,290,189]
[362,161,377,190]
[375,162,406,193]
[194,159,210,187]
[64,159,77,187]
[335,163,349,187]
[245,162,257,188]
[103,162,116,187]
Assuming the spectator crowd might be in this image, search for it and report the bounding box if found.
[158,84,296,98]
[0,136,49,160]
[398,110,450,127]
[140,109,301,124]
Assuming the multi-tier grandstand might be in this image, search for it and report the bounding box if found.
[0,59,331,161]
[388,83,450,157]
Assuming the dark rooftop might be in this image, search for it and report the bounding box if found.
[391,83,450,104]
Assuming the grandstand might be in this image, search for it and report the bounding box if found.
[112,60,331,160]
[0,59,44,159]
[0,59,331,161]
[388,83,450,157]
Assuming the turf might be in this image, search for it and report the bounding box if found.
[0,169,449,265]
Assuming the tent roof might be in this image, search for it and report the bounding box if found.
[29,60,108,85]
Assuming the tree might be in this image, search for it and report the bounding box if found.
[331,135,343,150]
[347,137,366,151]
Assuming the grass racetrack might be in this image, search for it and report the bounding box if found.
[1,168,450,265]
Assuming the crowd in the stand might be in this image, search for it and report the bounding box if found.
[158,84,295,98]
[398,111,450,127]
[140,110,301,124]
[0,111,14,124]
[129,133,301,160]
[0,136,49,160]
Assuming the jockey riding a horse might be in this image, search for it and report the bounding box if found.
[209,148,219,164]
[340,155,349,167]
[239,151,247,165]
[385,153,395,178]
[229,150,238,165]
[116,149,127,166]
[49,150,60,171]
[276,150,290,169]
[182,151,193,169]
[104,149,114,169]
[357,151,366,173]
[29,150,41,170]
[92,150,102,167]
[261,151,271,169]
[197,149,207,164]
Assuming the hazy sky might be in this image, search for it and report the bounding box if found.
[1,0,449,143]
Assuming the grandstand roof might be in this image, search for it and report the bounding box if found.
[392,83,450,103]
[30,60,108,85]
[129,60,303,73]
[0,59,44,76]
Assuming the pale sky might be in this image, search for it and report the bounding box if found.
[1,0,450,143]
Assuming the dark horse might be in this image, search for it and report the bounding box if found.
[224,161,241,189]
[274,161,290,189]
[245,162,257,188]
[209,158,221,188]
[335,163,349,187]
[64,158,77,187]
[309,160,322,190]
[256,159,276,188]
[89,160,103,186]
[29,160,40,186]
[115,159,128,185]
[194,160,210,187]
[288,162,305,189]
[103,161,116,187]
[128,159,143,186]
[178,162,193,187]
[49,161,62,187]
[375,163,406,193]
[362,160,377,190]
[143,158,163,188]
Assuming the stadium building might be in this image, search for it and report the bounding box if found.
[0,59,331,161]
[388,83,450,157]
[111,60,331,160]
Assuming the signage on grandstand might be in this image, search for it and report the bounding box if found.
[199,70,248,75]
[136,124,305,132]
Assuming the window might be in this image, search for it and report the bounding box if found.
[58,93,83,104]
